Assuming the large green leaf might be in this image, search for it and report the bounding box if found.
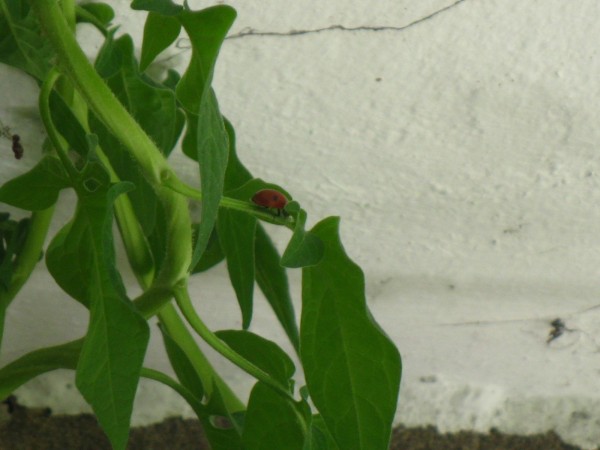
[242,382,308,450]
[72,182,150,450]
[215,330,295,388]
[301,217,401,450]
[0,339,82,400]
[217,209,256,329]
[46,176,149,450]
[0,155,70,211]
[175,6,236,269]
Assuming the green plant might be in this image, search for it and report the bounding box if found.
[0,1,401,449]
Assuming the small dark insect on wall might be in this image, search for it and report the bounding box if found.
[0,120,23,160]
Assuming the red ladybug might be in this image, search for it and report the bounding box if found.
[251,189,288,215]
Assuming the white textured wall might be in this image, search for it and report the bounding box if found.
[2,1,600,448]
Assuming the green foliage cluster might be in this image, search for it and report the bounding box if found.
[0,1,401,449]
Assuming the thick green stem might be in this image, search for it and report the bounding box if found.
[174,286,293,400]
[32,0,191,294]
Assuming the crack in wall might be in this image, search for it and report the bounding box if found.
[227,0,467,39]
[174,0,467,50]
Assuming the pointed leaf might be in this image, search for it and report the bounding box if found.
[140,12,181,71]
[0,155,69,211]
[281,209,324,268]
[301,217,401,450]
[175,6,235,268]
[74,182,150,450]
[217,209,256,329]
[255,225,299,351]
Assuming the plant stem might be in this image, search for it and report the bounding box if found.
[140,367,206,417]
[31,0,191,294]
[165,179,294,228]
[158,304,244,412]
[0,207,55,348]
[174,285,294,400]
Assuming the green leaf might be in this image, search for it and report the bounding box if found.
[175,6,235,269]
[49,91,89,156]
[255,225,300,351]
[158,323,204,401]
[215,330,295,388]
[281,209,324,268]
[140,12,181,72]
[202,381,243,450]
[77,2,115,27]
[94,34,183,156]
[191,226,225,273]
[0,0,54,80]
[303,415,340,450]
[300,217,401,450]
[219,120,300,350]
[217,209,256,329]
[0,339,81,400]
[242,382,308,450]
[0,155,70,211]
[222,118,252,190]
[90,32,184,271]
[73,182,150,450]
[188,89,230,270]
[131,0,183,15]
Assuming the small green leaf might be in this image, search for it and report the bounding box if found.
[0,339,81,400]
[158,323,204,401]
[281,209,324,268]
[255,225,299,351]
[131,0,183,15]
[215,330,295,387]
[217,209,256,329]
[140,12,181,71]
[0,155,70,211]
[77,2,115,27]
[242,382,308,450]
[301,217,401,450]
